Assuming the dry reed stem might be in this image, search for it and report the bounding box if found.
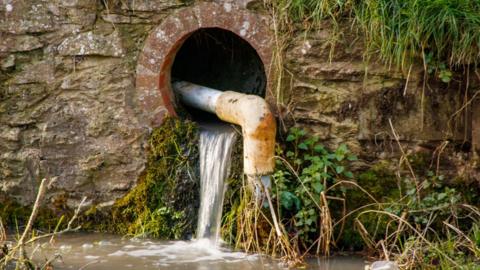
[0,219,6,245]
[388,119,420,200]
[1,177,87,269]
[356,210,460,267]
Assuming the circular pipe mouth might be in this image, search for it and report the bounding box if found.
[135,2,274,127]
[171,28,267,121]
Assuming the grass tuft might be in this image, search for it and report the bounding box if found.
[274,0,480,69]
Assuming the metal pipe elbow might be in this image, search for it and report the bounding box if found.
[173,81,276,176]
[215,91,276,176]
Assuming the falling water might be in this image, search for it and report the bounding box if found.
[197,123,237,243]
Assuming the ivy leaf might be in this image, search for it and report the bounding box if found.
[280,191,300,210]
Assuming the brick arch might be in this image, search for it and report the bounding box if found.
[135,2,273,126]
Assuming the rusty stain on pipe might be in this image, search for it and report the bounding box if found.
[173,81,276,176]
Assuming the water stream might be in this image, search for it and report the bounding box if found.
[197,123,237,242]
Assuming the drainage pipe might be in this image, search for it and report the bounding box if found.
[173,81,276,176]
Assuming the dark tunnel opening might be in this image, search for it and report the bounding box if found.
[171,28,267,121]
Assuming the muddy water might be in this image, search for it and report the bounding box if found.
[29,233,367,270]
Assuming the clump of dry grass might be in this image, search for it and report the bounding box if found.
[222,122,479,268]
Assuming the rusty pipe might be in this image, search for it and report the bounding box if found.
[173,81,276,176]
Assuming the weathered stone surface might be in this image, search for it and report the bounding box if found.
[119,0,185,11]
[55,0,96,8]
[9,60,55,84]
[0,54,15,70]
[63,7,97,27]
[57,31,124,56]
[286,21,466,155]
[0,35,43,52]
[0,0,55,33]
[101,12,151,24]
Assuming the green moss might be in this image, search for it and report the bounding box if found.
[0,198,71,232]
[107,117,200,239]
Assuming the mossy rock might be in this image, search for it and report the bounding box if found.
[83,117,200,239]
[113,117,199,239]
[0,197,70,232]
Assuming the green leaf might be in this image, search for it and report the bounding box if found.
[280,191,300,210]
[305,218,313,225]
[280,191,293,209]
[312,182,324,193]
[344,171,354,178]
[336,166,345,174]
[286,134,296,142]
[347,155,358,161]
[437,193,447,201]
[298,142,308,150]
[314,145,325,153]
[406,188,416,196]
[337,144,348,153]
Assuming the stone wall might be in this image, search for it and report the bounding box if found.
[285,22,472,157]
[0,0,182,207]
[0,0,476,208]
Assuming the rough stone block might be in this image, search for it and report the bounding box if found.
[119,0,185,11]
[0,35,43,53]
[57,31,124,56]
[0,1,55,33]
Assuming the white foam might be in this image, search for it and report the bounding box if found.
[85,255,99,260]
[108,238,255,264]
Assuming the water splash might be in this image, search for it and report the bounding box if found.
[197,123,237,243]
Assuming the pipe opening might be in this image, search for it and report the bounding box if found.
[171,28,267,121]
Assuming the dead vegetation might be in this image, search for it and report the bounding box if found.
[0,178,86,270]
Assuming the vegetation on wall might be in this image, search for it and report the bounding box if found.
[273,0,480,72]
[106,117,200,239]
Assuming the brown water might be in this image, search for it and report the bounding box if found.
[22,233,367,270]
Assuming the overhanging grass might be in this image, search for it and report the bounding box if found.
[275,0,480,69]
